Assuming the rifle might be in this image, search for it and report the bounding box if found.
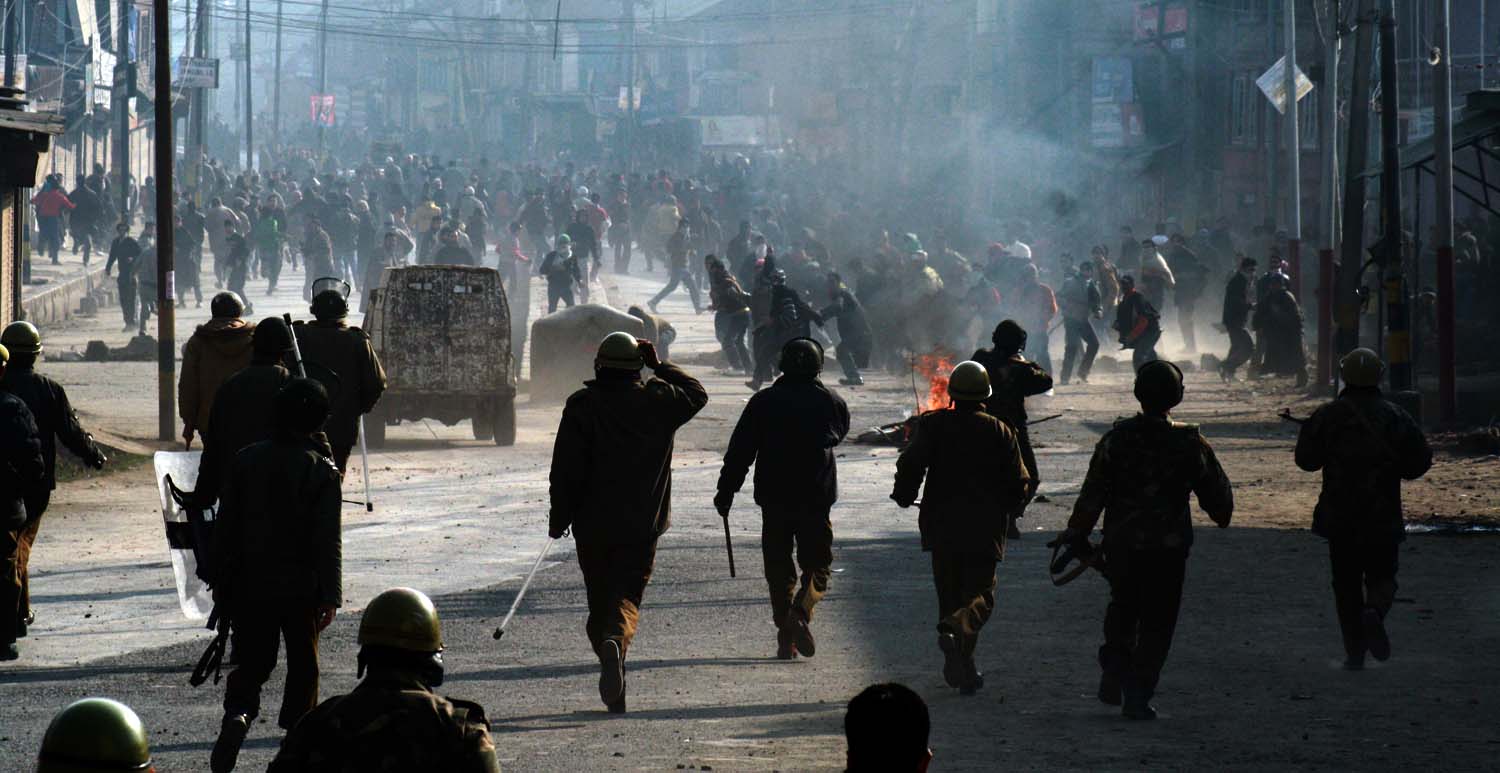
[189,606,229,687]
[1278,409,1307,425]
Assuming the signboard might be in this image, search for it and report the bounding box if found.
[698,115,771,147]
[1135,2,1189,41]
[310,94,336,127]
[1091,57,1134,103]
[1255,55,1314,114]
[1091,102,1126,148]
[175,57,219,88]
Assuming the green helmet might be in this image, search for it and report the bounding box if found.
[0,342,9,364]
[948,360,992,402]
[36,698,152,772]
[358,587,443,653]
[778,338,823,377]
[1134,360,1185,411]
[1340,347,1384,388]
[556,234,572,245]
[595,331,644,371]
[1,320,42,355]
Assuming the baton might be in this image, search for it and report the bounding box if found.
[1278,408,1307,425]
[358,415,373,512]
[283,313,307,378]
[1028,413,1063,426]
[492,537,556,640]
[722,516,737,578]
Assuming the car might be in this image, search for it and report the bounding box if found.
[362,265,517,446]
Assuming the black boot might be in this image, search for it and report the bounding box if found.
[786,609,815,657]
[1362,608,1391,662]
[937,632,962,688]
[776,624,797,660]
[210,713,250,772]
[599,640,626,709]
[1122,691,1157,720]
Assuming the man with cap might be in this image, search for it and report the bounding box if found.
[0,341,44,660]
[970,320,1052,539]
[180,292,255,450]
[293,289,388,475]
[191,317,295,506]
[539,233,582,312]
[717,338,850,659]
[0,322,106,638]
[1295,349,1431,670]
[892,360,1029,695]
[269,587,499,771]
[1051,360,1233,719]
[548,332,707,712]
[35,698,153,772]
[210,377,342,772]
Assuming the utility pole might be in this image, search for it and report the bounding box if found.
[623,0,634,173]
[1377,0,1408,395]
[1315,0,1339,390]
[2,0,15,87]
[1434,0,1455,421]
[316,0,328,164]
[115,0,132,225]
[189,0,207,207]
[153,0,176,442]
[273,0,282,148]
[244,0,252,169]
[1283,0,1302,298]
[1335,0,1375,369]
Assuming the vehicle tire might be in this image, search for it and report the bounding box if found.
[492,396,516,446]
[365,408,388,449]
[472,404,495,441]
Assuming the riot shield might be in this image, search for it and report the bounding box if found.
[154,451,214,620]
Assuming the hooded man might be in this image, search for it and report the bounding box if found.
[539,233,583,312]
[180,292,256,449]
[191,317,296,506]
[970,320,1052,538]
[717,339,850,659]
[547,333,707,712]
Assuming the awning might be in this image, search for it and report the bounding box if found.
[1359,90,1500,217]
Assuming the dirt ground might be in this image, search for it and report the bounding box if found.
[0,265,1497,770]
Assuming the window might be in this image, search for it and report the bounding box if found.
[1229,72,1258,146]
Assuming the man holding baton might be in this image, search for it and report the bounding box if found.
[716,338,849,660]
[548,332,706,713]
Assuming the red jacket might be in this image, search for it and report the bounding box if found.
[31,189,75,218]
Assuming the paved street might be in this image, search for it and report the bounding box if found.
[1,259,1497,770]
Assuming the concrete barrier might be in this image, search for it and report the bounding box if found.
[21,265,113,326]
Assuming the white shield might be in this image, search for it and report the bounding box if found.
[153,451,214,620]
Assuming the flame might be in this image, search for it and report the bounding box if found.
[913,348,958,413]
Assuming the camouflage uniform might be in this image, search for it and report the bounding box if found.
[268,674,500,772]
[1067,415,1233,706]
[892,405,1030,657]
[1294,388,1431,663]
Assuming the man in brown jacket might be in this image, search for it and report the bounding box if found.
[970,320,1053,539]
[293,290,387,474]
[892,360,1029,695]
[180,292,254,449]
[548,332,707,713]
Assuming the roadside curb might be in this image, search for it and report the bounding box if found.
[22,264,114,326]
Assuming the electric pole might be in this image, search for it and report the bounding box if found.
[189,0,208,206]
[1316,0,1339,390]
[1377,0,1408,394]
[274,0,282,148]
[1335,0,1375,369]
[317,0,328,163]
[1284,0,1302,297]
[244,0,252,169]
[1434,0,1455,421]
[623,0,634,173]
[153,0,176,442]
[116,0,132,225]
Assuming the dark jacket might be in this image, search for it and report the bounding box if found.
[428,243,477,266]
[892,405,1030,558]
[718,376,850,509]
[0,392,45,526]
[548,364,707,544]
[179,318,255,435]
[213,431,341,608]
[196,362,293,500]
[106,236,142,280]
[1067,414,1234,552]
[969,349,1051,430]
[294,321,388,451]
[1222,271,1253,330]
[820,288,872,347]
[1112,289,1160,347]
[1294,388,1432,542]
[538,250,582,288]
[0,365,104,491]
[268,672,499,773]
